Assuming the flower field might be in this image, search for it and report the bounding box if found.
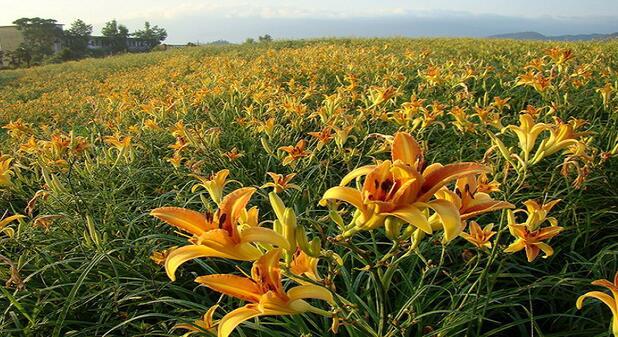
[0,38,617,337]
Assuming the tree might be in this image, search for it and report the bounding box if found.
[65,19,93,58]
[132,22,167,44]
[258,34,273,43]
[12,17,63,63]
[101,20,129,53]
[132,22,167,42]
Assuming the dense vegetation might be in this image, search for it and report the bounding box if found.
[0,38,617,337]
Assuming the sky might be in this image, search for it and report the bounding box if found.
[1,0,617,44]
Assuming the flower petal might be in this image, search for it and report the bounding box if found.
[391,132,423,167]
[218,304,263,337]
[339,165,376,186]
[424,199,463,242]
[287,284,334,304]
[219,187,256,241]
[165,244,261,281]
[0,214,25,229]
[418,163,488,201]
[195,274,263,303]
[241,226,290,250]
[150,207,215,236]
[387,204,432,234]
[320,186,367,213]
[576,291,617,316]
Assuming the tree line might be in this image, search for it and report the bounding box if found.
[2,18,167,68]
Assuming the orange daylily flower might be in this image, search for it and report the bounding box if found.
[320,132,488,241]
[195,249,333,337]
[308,128,333,150]
[435,174,514,220]
[279,139,310,166]
[261,172,301,193]
[531,118,589,164]
[520,199,561,231]
[503,224,563,262]
[150,187,290,281]
[577,272,618,336]
[503,114,549,163]
[460,221,496,250]
[174,305,219,336]
[289,248,321,281]
[223,147,244,161]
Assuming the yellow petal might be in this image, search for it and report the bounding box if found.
[251,248,285,296]
[418,163,488,202]
[195,274,263,303]
[219,187,256,241]
[391,132,423,167]
[218,304,263,337]
[150,207,214,236]
[0,214,25,229]
[576,291,617,316]
[461,200,515,220]
[339,165,376,186]
[320,186,367,213]
[165,244,261,281]
[535,242,554,258]
[504,239,526,253]
[287,284,334,304]
[424,199,463,242]
[240,226,291,250]
[387,204,432,234]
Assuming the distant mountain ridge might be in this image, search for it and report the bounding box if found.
[489,31,618,41]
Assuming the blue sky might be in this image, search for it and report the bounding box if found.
[1,0,617,43]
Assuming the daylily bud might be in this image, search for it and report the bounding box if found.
[308,237,322,257]
[283,208,297,250]
[269,191,286,223]
[328,207,346,231]
[385,217,403,240]
[260,136,274,155]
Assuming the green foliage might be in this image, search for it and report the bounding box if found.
[65,19,93,59]
[101,20,129,53]
[0,38,616,337]
[132,22,167,44]
[11,17,63,63]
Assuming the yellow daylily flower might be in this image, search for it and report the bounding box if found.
[531,118,588,164]
[503,224,563,262]
[597,83,613,108]
[195,249,333,337]
[460,221,496,250]
[320,132,488,242]
[503,114,549,163]
[521,199,561,231]
[0,213,25,238]
[577,272,618,336]
[103,134,134,162]
[150,187,290,281]
[190,169,231,206]
[0,157,14,187]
